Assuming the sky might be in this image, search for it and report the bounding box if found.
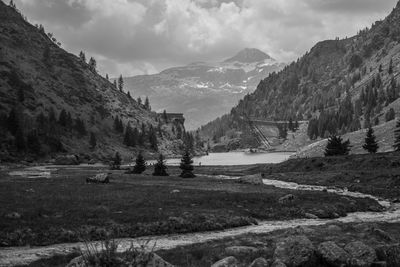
[9,0,399,77]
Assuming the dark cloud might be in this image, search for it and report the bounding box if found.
[10,0,399,76]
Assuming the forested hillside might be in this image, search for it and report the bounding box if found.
[0,1,193,162]
[200,0,400,149]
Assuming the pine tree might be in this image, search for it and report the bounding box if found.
[152,154,168,176]
[137,97,142,106]
[89,132,97,149]
[324,135,351,156]
[106,74,109,80]
[149,125,158,151]
[393,119,400,151]
[88,57,96,72]
[111,152,121,170]
[163,110,168,122]
[127,91,132,99]
[144,97,151,111]
[79,51,86,63]
[132,151,146,174]
[26,130,41,154]
[179,150,195,178]
[58,109,68,127]
[6,108,18,135]
[118,75,124,92]
[15,127,25,152]
[113,80,117,89]
[389,58,393,75]
[362,127,378,153]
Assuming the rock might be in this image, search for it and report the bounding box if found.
[270,259,287,267]
[376,244,400,266]
[4,212,21,219]
[249,257,270,267]
[273,235,315,266]
[147,253,175,267]
[278,194,295,204]
[345,241,376,267]
[317,241,350,267]
[170,189,180,194]
[372,228,393,241]
[237,174,264,185]
[224,246,258,257]
[211,256,238,267]
[54,155,79,165]
[326,224,342,232]
[66,256,85,267]
[304,213,319,219]
[86,173,110,184]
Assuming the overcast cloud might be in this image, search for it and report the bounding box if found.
[10,0,399,77]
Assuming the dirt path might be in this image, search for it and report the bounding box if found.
[1,174,399,266]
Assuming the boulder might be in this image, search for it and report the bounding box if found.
[249,257,270,267]
[237,174,264,185]
[345,241,376,267]
[372,228,393,241]
[224,246,258,257]
[211,256,239,267]
[278,194,295,205]
[66,256,85,267]
[273,235,315,266]
[147,253,175,267]
[376,244,400,266]
[304,213,319,219]
[317,241,350,267]
[86,173,110,184]
[270,259,287,267]
[54,155,79,165]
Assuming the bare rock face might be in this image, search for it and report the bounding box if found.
[211,256,239,267]
[345,241,376,267]
[317,241,350,267]
[249,257,270,267]
[273,235,315,266]
[237,174,264,185]
[224,246,258,257]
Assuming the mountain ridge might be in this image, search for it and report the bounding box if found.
[122,48,285,130]
[0,1,187,162]
[199,0,400,153]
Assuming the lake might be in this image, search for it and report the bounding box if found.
[159,151,293,166]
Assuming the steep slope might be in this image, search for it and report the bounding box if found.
[122,48,285,130]
[0,1,185,162]
[200,0,400,152]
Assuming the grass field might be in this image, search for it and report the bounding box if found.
[0,165,381,247]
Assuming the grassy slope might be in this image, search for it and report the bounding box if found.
[0,166,380,247]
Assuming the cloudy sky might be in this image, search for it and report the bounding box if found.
[10,0,399,77]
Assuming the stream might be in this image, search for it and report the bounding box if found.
[1,171,400,266]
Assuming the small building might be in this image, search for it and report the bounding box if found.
[157,112,185,124]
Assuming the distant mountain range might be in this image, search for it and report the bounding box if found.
[122,48,285,130]
[200,0,400,153]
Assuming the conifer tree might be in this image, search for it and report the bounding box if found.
[127,91,132,99]
[79,51,86,63]
[363,127,378,153]
[389,58,393,75]
[111,152,121,170]
[89,132,97,149]
[132,151,146,174]
[58,109,68,127]
[118,75,124,92]
[106,74,109,80]
[137,97,142,106]
[179,150,195,178]
[152,154,168,176]
[15,126,25,152]
[27,130,41,154]
[393,119,400,152]
[88,57,96,72]
[144,97,151,111]
[324,135,351,156]
[6,108,18,135]
[113,80,117,89]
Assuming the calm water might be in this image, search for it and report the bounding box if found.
[161,151,293,166]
